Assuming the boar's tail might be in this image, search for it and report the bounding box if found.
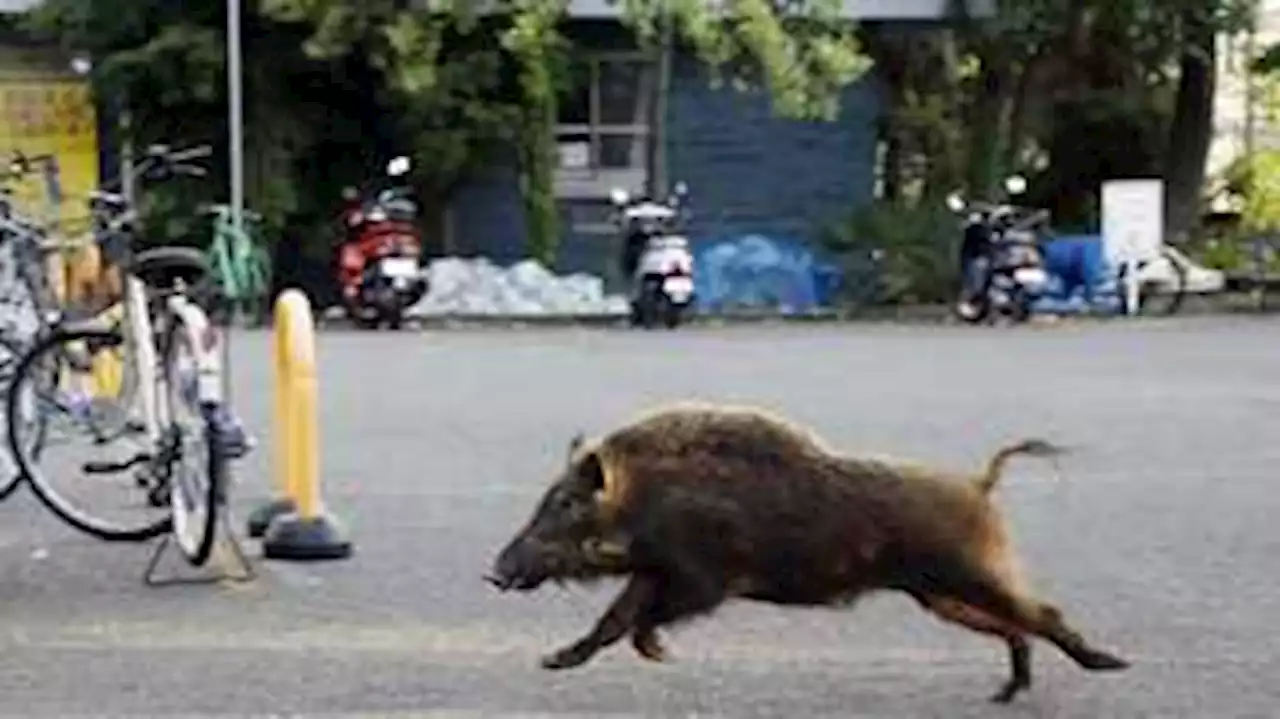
[975,438,1066,495]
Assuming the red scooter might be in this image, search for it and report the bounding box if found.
[336,156,428,329]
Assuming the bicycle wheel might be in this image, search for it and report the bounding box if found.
[6,327,171,541]
[161,315,224,566]
[1117,248,1187,316]
[0,335,42,500]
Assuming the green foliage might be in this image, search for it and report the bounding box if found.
[624,0,872,121]
[22,0,329,253]
[820,200,959,305]
[263,0,873,263]
[872,0,1258,240]
[503,0,568,264]
[1220,149,1280,232]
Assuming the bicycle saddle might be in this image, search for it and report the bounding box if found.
[127,246,213,291]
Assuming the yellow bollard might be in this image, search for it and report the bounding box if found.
[253,289,352,561]
[89,347,123,398]
[88,302,125,399]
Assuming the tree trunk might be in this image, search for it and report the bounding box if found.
[863,23,907,202]
[1164,14,1217,244]
[1002,55,1039,171]
[966,45,1011,197]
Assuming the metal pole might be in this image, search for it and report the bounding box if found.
[228,0,244,235]
[120,106,135,206]
[649,9,673,196]
[225,0,244,400]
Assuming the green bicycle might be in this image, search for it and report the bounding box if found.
[202,204,271,325]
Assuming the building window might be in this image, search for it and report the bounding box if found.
[555,52,653,199]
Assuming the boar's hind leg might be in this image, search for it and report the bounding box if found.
[916,596,1032,703]
[931,568,1131,676]
[541,575,657,671]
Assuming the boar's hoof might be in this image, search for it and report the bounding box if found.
[632,630,668,663]
[989,678,1030,704]
[540,646,591,671]
[1076,648,1130,671]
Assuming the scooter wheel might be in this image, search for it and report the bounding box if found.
[954,297,990,324]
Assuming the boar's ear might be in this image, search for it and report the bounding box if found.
[566,432,586,462]
[576,449,620,505]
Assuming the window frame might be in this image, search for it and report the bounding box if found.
[554,50,653,200]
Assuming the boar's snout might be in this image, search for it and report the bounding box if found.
[487,536,550,593]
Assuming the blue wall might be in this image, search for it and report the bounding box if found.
[448,161,527,265]
[448,43,883,281]
[665,55,879,243]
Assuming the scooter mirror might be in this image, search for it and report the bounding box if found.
[1004,175,1027,195]
[387,156,411,177]
[609,187,629,206]
[945,192,966,212]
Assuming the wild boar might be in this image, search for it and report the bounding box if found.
[486,403,1129,703]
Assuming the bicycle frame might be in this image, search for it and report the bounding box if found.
[207,205,269,303]
[121,272,224,451]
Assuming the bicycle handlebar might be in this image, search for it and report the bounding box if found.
[133,143,212,180]
[96,142,213,199]
[88,142,212,231]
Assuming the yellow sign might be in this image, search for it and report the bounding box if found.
[0,78,100,225]
[0,77,105,308]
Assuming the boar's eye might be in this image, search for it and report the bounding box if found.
[554,492,577,511]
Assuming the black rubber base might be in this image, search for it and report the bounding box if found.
[246,497,296,539]
[261,514,353,561]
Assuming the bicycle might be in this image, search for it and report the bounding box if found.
[203,203,271,326]
[1112,245,1189,317]
[5,143,233,567]
[0,159,118,501]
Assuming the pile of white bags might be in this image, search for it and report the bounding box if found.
[408,257,630,317]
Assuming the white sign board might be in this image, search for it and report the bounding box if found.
[1101,179,1164,265]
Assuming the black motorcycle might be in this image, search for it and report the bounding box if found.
[610,182,696,329]
[948,177,1052,324]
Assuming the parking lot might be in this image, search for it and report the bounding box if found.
[1,316,1277,717]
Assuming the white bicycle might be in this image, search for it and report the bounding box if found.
[4,143,234,567]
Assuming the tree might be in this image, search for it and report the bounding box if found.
[22,0,336,248]
[868,0,1255,237]
[261,0,872,264]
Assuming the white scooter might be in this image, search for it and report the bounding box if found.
[610,182,696,329]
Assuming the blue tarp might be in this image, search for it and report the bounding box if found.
[1033,234,1123,314]
[692,234,838,314]
[688,232,1132,315]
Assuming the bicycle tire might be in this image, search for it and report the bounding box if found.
[1117,248,1187,316]
[0,337,40,501]
[6,327,171,541]
[161,314,223,566]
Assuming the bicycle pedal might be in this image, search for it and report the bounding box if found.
[84,453,152,474]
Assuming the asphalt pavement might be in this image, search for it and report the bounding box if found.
[1,315,1278,717]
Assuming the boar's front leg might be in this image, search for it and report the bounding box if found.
[631,574,731,663]
[541,574,657,670]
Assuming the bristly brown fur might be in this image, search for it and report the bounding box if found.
[491,403,1129,703]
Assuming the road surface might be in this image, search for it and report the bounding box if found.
[1,316,1277,717]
